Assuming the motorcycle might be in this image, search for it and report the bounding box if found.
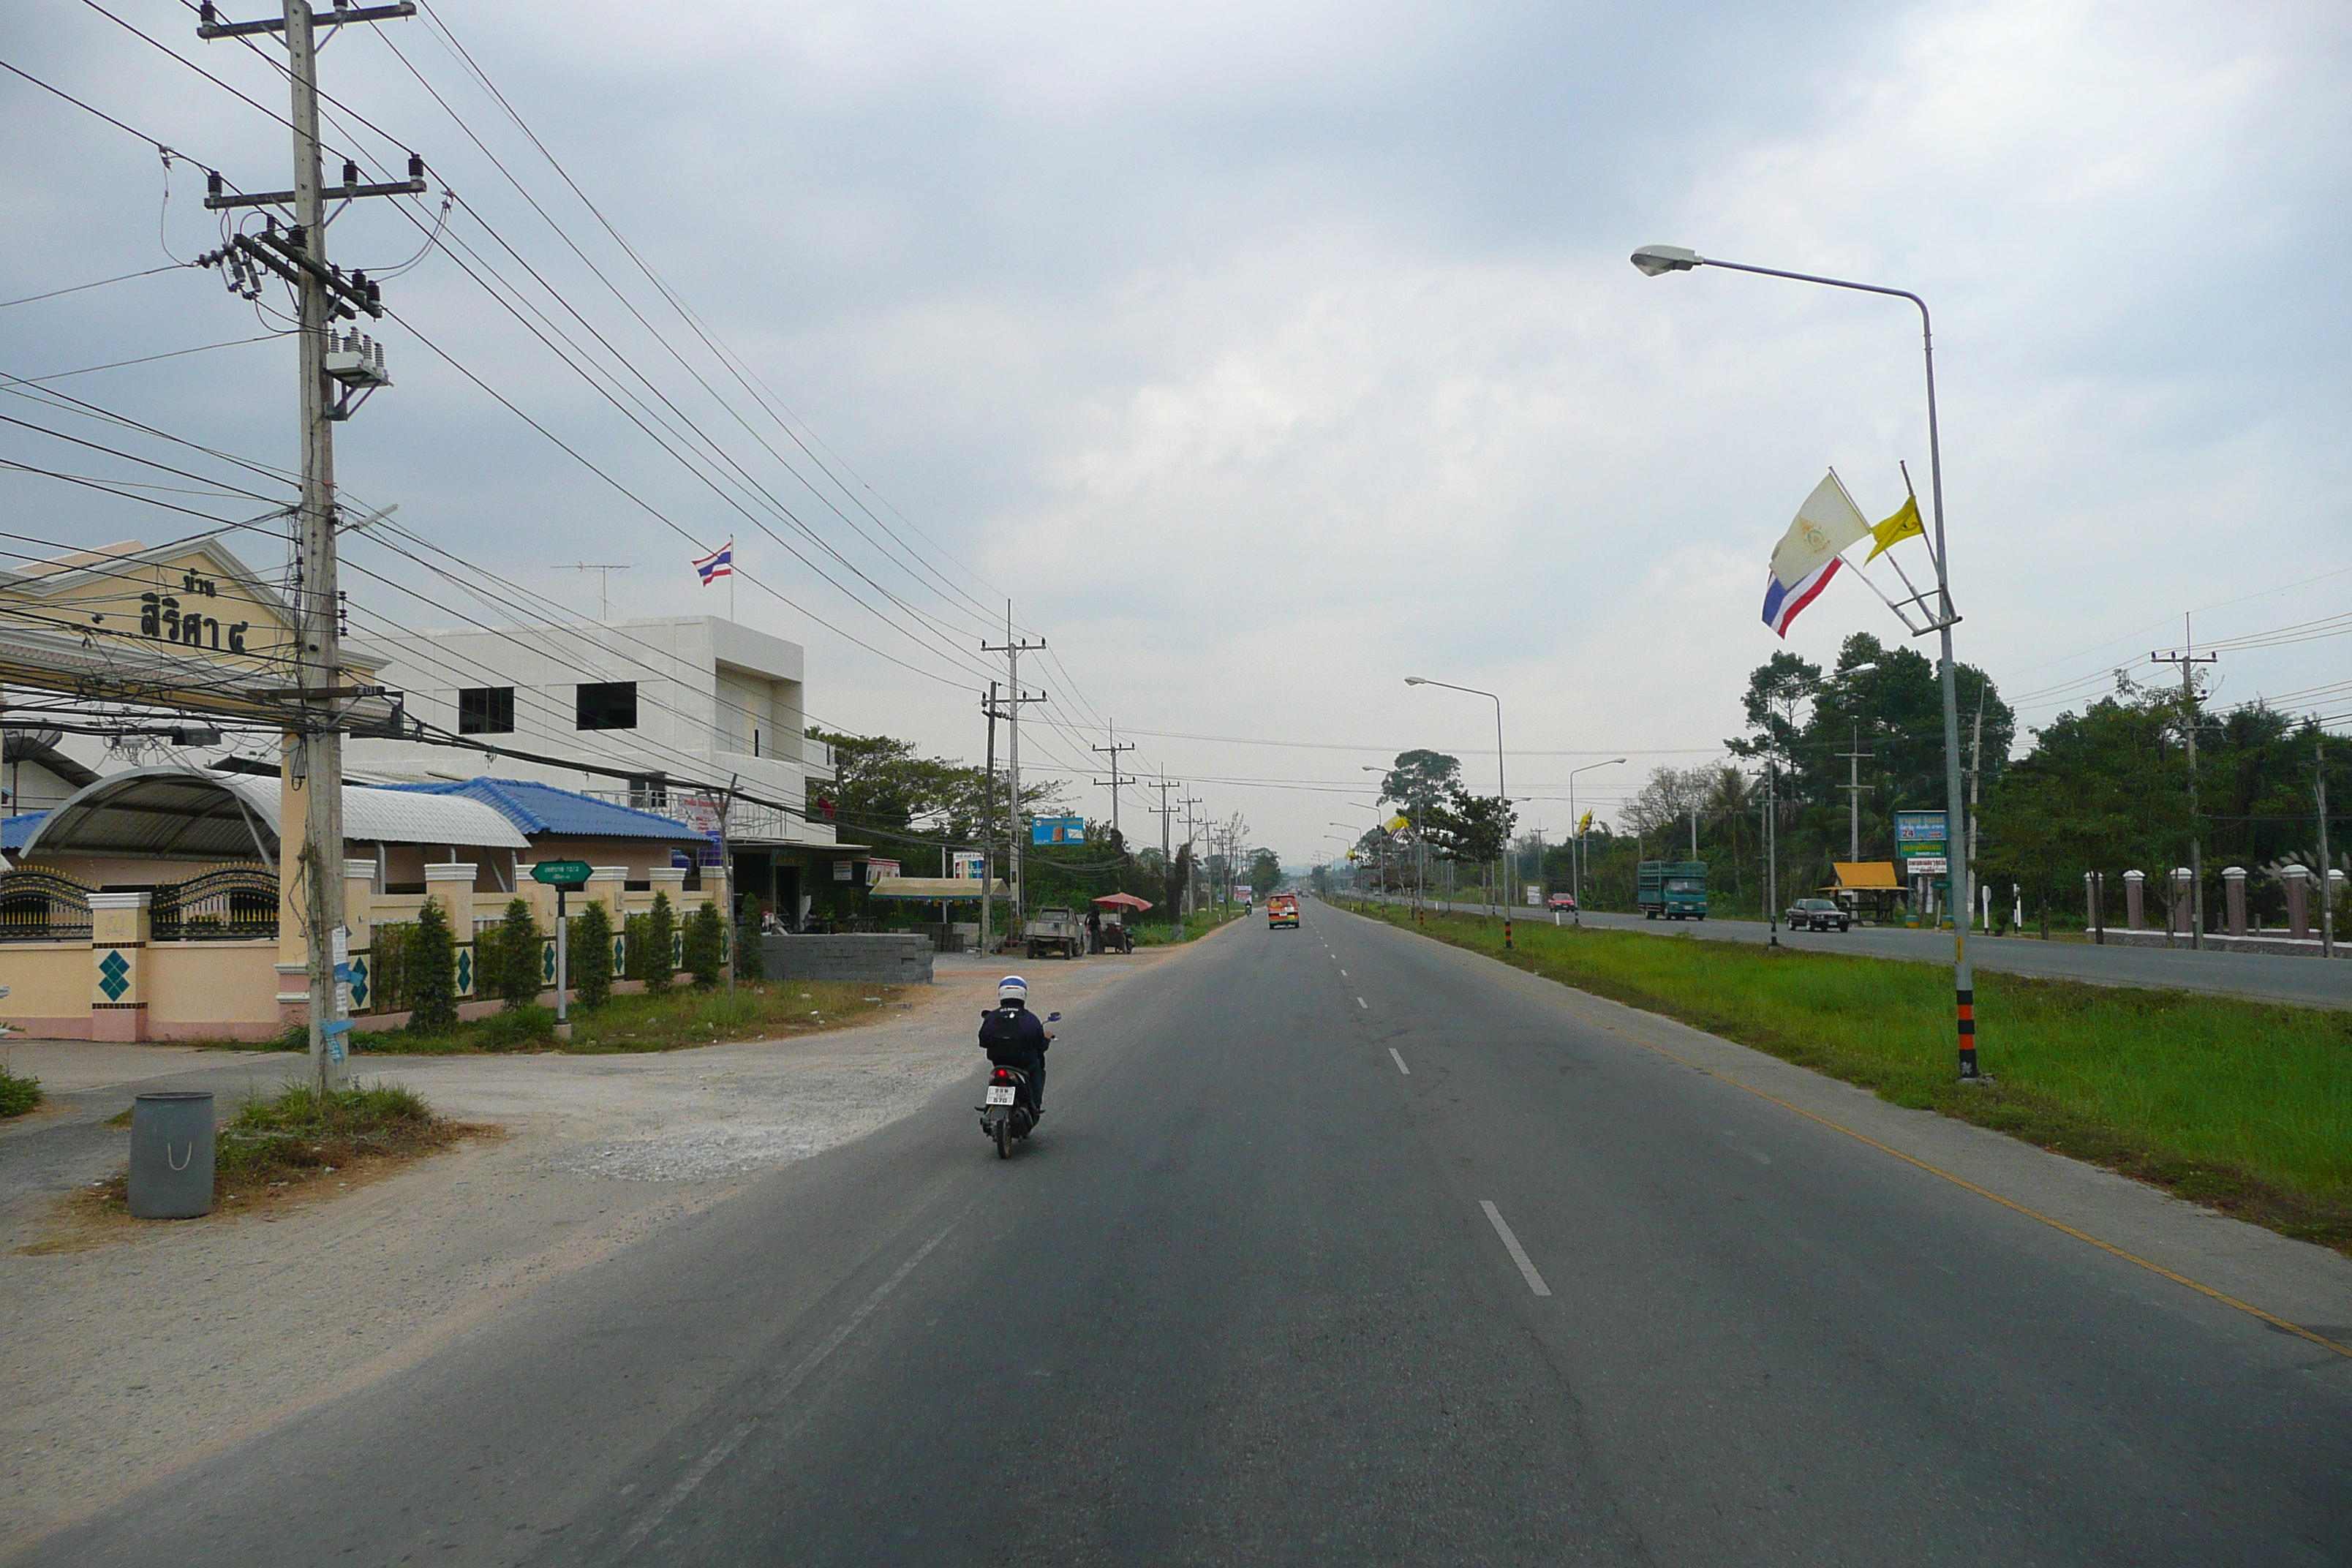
[979,1011,1058,1159]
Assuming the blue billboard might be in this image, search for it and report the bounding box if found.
[1030,815,1088,845]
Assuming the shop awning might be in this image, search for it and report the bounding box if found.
[867,876,1008,901]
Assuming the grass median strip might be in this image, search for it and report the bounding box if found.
[353,981,899,1055]
[1346,902,2352,1253]
[34,1082,484,1251]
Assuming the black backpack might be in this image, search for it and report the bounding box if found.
[979,1005,1031,1059]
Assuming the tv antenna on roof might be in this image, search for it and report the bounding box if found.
[561,563,634,622]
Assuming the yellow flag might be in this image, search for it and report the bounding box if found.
[1577,810,1594,835]
[1866,495,1924,562]
[1385,813,1410,834]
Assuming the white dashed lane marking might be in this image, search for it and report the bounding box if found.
[1480,1201,1552,1297]
[1356,997,1368,1009]
[1389,1048,1409,1075]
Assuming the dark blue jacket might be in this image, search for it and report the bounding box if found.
[979,1002,1049,1066]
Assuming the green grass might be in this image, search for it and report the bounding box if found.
[354,981,894,1055]
[1343,900,2352,1251]
[0,1060,41,1118]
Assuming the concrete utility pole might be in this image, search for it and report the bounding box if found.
[2151,617,2217,952]
[1147,774,1181,867]
[979,682,998,954]
[1967,692,1985,933]
[1182,796,1202,918]
[1091,720,1137,846]
[2318,739,2334,961]
[200,0,423,1095]
[1838,718,1873,862]
[981,606,1046,932]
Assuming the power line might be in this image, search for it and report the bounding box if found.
[0,261,194,311]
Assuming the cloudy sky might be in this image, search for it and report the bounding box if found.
[4,0,2347,859]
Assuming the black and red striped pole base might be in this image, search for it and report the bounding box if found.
[1956,987,1980,1080]
[1504,916,1513,951]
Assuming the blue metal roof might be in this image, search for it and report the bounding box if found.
[3,811,48,851]
[381,779,710,843]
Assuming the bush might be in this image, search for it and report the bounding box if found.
[405,898,458,1033]
[0,1060,41,1118]
[572,902,614,1011]
[644,892,676,997]
[683,900,725,989]
[736,904,766,981]
[491,897,543,1011]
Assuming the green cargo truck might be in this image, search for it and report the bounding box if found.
[1637,861,1708,920]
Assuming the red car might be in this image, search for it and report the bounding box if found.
[1545,892,1578,912]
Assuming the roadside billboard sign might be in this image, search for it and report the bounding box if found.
[1893,810,1947,851]
[951,851,986,879]
[1030,816,1087,845]
[865,859,902,883]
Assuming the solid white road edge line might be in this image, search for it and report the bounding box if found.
[1480,1200,1553,1297]
[1389,1047,1409,1075]
[617,1220,957,1551]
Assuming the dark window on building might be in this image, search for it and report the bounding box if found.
[458,686,514,734]
[576,681,638,731]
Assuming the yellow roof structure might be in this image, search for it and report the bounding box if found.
[1831,862,1902,890]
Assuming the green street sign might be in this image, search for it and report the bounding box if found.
[530,859,593,889]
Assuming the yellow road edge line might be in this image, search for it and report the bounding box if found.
[1339,900,2352,1362]
[1596,1019,2352,1362]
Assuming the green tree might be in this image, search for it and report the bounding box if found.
[1248,848,1284,897]
[644,892,677,995]
[571,901,614,1010]
[683,900,725,988]
[492,897,542,1011]
[405,898,458,1033]
[736,902,766,980]
[1379,750,1460,816]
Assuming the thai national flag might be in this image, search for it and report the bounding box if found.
[693,540,734,586]
[1760,557,1841,638]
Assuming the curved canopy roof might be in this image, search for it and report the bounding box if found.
[383,777,706,843]
[19,766,528,862]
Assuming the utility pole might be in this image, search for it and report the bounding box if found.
[2151,617,2217,952]
[1091,720,1137,847]
[981,606,1046,932]
[562,563,634,622]
[1967,691,1985,934]
[1147,774,1181,867]
[1837,718,1873,862]
[200,0,423,1096]
[1765,763,1781,946]
[1182,796,1202,918]
[2318,738,2335,961]
[980,682,998,955]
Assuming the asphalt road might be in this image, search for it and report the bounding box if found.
[25,901,2352,1565]
[1376,893,2352,1009]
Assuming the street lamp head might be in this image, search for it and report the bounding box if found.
[1403,676,1428,686]
[1630,244,1703,277]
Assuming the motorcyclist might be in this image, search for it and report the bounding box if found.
[979,974,1053,1120]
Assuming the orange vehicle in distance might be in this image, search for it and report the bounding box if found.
[1266,894,1301,929]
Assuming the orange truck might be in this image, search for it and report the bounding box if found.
[1266,894,1300,929]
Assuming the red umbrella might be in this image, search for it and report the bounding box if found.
[1091,892,1153,911]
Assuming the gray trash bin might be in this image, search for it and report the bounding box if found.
[129,1090,215,1219]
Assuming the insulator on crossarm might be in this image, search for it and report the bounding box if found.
[407,153,424,181]
[206,171,223,201]
[342,160,359,189]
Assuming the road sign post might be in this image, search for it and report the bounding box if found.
[532,862,592,1039]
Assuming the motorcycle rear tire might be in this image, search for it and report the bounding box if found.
[995,1116,1013,1159]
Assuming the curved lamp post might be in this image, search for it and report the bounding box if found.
[1404,676,1512,949]
[1631,243,1979,1081]
[1565,758,1626,925]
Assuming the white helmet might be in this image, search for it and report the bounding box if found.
[997,975,1028,1003]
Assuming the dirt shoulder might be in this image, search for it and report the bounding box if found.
[0,944,1191,1556]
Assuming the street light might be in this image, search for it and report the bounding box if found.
[1631,242,1980,1082]
[1565,758,1626,925]
[1405,675,1512,949]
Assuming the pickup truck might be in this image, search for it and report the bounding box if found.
[1022,906,1085,960]
[1637,861,1708,921]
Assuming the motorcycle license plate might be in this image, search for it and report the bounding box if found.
[985,1085,1017,1105]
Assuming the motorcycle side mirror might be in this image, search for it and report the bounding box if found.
[1047,1011,1061,1022]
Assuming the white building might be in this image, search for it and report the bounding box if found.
[344,615,843,919]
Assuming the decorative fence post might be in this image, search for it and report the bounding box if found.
[342,859,377,1014]
[88,891,151,1041]
[2123,869,2146,930]
[2222,866,2247,939]
[2168,868,2194,937]
[2283,865,2310,939]
[425,863,478,1000]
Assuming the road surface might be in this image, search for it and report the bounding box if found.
[23,900,2352,1564]
[1371,892,2352,1009]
